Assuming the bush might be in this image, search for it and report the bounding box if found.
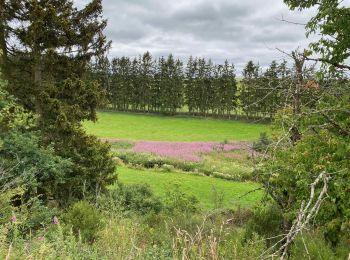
[19,198,60,234]
[99,183,163,216]
[0,131,73,203]
[54,132,117,203]
[290,231,339,260]
[164,183,199,215]
[253,132,272,152]
[211,186,225,209]
[110,140,134,150]
[63,201,103,242]
[244,202,283,246]
[114,152,199,172]
[115,151,252,181]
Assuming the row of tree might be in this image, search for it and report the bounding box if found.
[91,52,237,116]
[90,53,317,119]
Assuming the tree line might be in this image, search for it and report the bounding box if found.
[90,52,317,119]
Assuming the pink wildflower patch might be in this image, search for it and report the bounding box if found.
[131,141,241,161]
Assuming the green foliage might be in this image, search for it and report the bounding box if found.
[101,183,163,215]
[92,52,238,116]
[0,72,34,132]
[0,188,23,225]
[244,202,283,246]
[18,198,60,234]
[290,231,340,260]
[1,211,348,259]
[211,186,225,209]
[1,0,116,203]
[284,0,350,71]
[240,59,313,119]
[54,129,117,202]
[163,183,200,215]
[253,132,272,152]
[223,232,267,260]
[1,131,72,201]
[114,148,254,181]
[260,93,350,244]
[157,54,184,114]
[0,70,72,203]
[63,201,103,242]
[110,140,134,150]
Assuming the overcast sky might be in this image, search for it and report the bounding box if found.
[77,0,319,71]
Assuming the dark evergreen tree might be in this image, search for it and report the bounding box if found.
[185,56,197,114]
[111,56,132,110]
[139,52,154,112]
[158,55,183,113]
[88,56,111,107]
[149,57,161,112]
[218,60,237,116]
[1,0,116,202]
[260,60,281,118]
[130,57,141,110]
[240,61,261,118]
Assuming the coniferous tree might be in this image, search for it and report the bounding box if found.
[111,56,132,110]
[260,60,280,118]
[220,60,237,116]
[158,55,173,113]
[204,59,215,116]
[195,58,206,114]
[139,52,154,112]
[185,56,197,114]
[149,57,158,112]
[1,0,116,202]
[171,57,184,113]
[89,56,111,107]
[129,57,141,110]
[240,61,261,118]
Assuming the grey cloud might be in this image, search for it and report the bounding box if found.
[77,0,317,71]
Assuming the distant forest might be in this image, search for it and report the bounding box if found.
[88,52,337,119]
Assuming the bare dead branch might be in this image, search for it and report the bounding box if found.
[304,56,350,70]
[276,171,330,259]
[277,15,307,26]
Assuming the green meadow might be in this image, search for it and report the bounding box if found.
[84,111,270,141]
[117,167,262,209]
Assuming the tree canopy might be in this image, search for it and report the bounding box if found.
[284,0,350,71]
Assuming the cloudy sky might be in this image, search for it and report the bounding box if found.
[77,0,319,71]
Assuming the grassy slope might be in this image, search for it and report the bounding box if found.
[117,167,262,209]
[84,111,270,141]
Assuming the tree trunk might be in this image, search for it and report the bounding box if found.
[290,51,304,144]
[0,0,7,69]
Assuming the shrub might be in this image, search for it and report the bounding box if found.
[164,183,199,215]
[115,151,253,181]
[229,232,267,259]
[0,131,73,203]
[290,231,339,260]
[63,201,103,242]
[244,202,283,246]
[54,132,117,203]
[19,198,60,234]
[211,186,225,209]
[110,140,134,150]
[253,132,272,152]
[100,183,163,216]
[160,164,175,172]
[0,188,23,225]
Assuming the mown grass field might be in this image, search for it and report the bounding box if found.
[84,111,270,141]
[117,167,262,209]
